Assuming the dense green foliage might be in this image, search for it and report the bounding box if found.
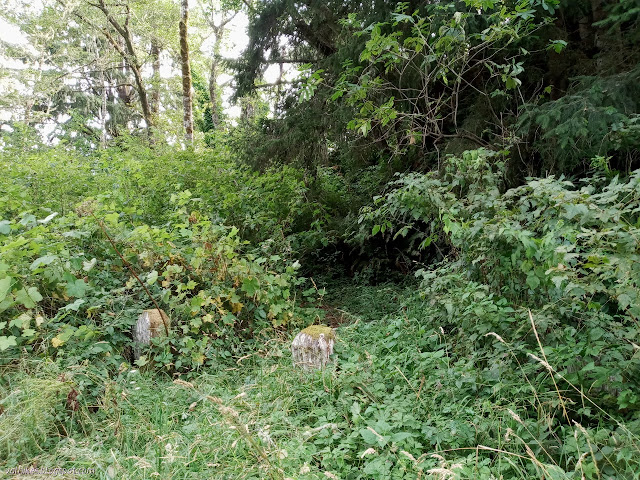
[1,0,640,478]
[0,144,327,370]
[2,282,640,478]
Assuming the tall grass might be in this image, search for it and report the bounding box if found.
[2,284,639,479]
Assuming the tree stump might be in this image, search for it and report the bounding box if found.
[133,309,171,360]
[291,325,335,370]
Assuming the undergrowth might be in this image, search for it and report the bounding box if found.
[2,284,639,478]
[2,146,640,478]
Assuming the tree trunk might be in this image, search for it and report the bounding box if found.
[179,0,194,143]
[209,56,220,129]
[100,67,108,148]
[150,40,161,117]
[96,0,153,131]
[241,98,255,123]
[206,8,240,130]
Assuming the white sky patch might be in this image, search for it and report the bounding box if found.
[0,0,258,127]
[0,17,29,45]
[264,64,282,84]
[0,16,35,72]
[198,10,250,66]
[200,10,250,119]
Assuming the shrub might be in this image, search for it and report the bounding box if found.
[0,187,315,375]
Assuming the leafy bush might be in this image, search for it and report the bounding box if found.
[362,149,640,415]
[354,149,505,262]
[518,66,640,173]
[0,183,316,375]
[0,142,310,243]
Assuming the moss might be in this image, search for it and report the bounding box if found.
[300,324,335,340]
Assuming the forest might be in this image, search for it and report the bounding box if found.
[0,0,639,478]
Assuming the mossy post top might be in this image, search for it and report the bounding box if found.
[300,324,335,340]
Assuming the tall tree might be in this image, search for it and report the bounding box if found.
[205,4,238,129]
[89,0,154,131]
[150,39,161,118]
[180,0,194,142]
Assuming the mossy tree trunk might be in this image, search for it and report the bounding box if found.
[179,0,193,143]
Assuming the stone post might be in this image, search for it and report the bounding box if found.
[291,325,335,370]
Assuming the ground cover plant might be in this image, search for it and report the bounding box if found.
[1,0,640,478]
[2,146,640,479]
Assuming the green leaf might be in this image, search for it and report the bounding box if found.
[10,313,31,329]
[19,214,36,226]
[389,432,414,443]
[30,255,57,270]
[66,279,87,298]
[147,270,159,285]
[526,274,540,290]
[360,428,382,445]
[190,296,203,313]
[505,76,521,89]
[28,287,43,303]
[222,312,237,325]
[351,401,361,418]
[104,212,120,225]
[549,39,567,53]
[135,355,148,367]
[0,220,11,235]
[617,293,632,309]
[242,277,260,296]
[15,287,43,309]
[0,336,17,351]
[61,299,85,311]
[539,464,568,480]
[0,277,12,303]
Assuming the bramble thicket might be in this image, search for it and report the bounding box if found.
[1,0,639,478]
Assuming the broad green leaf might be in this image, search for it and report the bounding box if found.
[389,432,414,443]
[222,313,236,325]
[526,274,540,290]
[0,277,11,303]
[0,220,10,235]
[618,293,632,310]
[104,212,120,225]
[19,214,36,226]
[242,277,260,296]
[61,299,85,311]
[66,279,87,298]
[10,313,31,328]
[28,287,43,303]
[147,270,159,285]
[360,428,381,445]
[0,336,17,351]
[135,355,148,367]
[15,287,43,309]
[30,255,57,270]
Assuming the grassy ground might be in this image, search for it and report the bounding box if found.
[2,284,640,479]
